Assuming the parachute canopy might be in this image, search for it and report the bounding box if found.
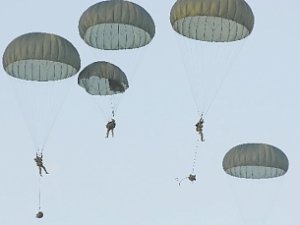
[3,32,81,81]
[78,61,129,95]
[78,0,155,50]
[223,143,289,179]
[170,0,254,42]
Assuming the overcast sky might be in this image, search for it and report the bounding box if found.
[0,0,299,225]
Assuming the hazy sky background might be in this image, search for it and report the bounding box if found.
[0,0,299,225]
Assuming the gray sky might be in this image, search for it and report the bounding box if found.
[0,0,299,225]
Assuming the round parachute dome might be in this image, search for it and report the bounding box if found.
[78,61,129,96]
[2,32,81,81]
[170,0,255,42]
[223,143,289,179]
[78,0,155,50]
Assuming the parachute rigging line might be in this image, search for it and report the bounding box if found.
[175,27,247,118]
[41,81,73,151]
[108,48,148,118]
[203,41,247,117]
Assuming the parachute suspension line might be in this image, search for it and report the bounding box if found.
[197,110,204,118]
[200,43,227,116]
[204,40,247,117]
[174,20,208,113]
[94,81,111,120]
[176,31,219,115]
[36,148,43,155]
[9,76,74,152]
[38,70,52,148]
[177,25,248,117]
[112,43,149,116]
[8,79,39,151]
[92,78,110,120]
[195,18,216,112]
[41,80,73,151]
[175,35,201,113]
[203,65,229,116]
[91,97,109,121]
[189,71,201,114]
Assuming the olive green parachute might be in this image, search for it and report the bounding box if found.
[78,61,129,96]
[78,0,155,50]
[3,33,81,212]
[223,143,289,179]
[3,32,81,81]
[170,0,254,42]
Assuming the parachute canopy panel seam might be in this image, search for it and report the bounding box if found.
[3,32,81,75]
[223,143,289,179]
[79,0,155,49]
[84,23,151,50]
[225,166,286,179]
[173,16,250,41]
[170,0,254,42]
[5,60,78,81]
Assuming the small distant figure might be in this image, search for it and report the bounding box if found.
[195,115,205,142]
[176,174,197,186]
[34,153,49,176]
[36,211,43,218]
[106,118,116,138]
